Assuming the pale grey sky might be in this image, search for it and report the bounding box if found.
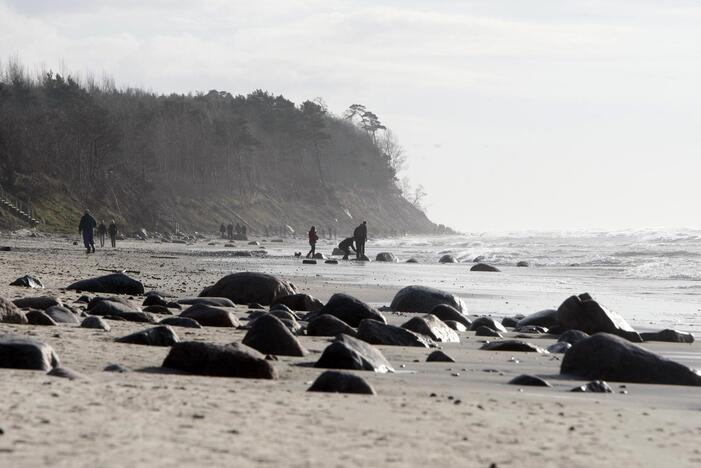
[2,0,700,231]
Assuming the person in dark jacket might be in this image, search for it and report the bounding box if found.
[78,210,97,253]
[220,223,226,239]
[226,223,234,240]
[306,225,319,258]
[337,237,356,260]
[96,220,107,248]
[353,221,367,259]
[108,219,118,248]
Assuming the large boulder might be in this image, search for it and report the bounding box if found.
[430,304,471,328]
[375,252,397,262]
[199,272,296,306]
[390,285,467,314]
[557,293,641,342]
[242,314,307,357]
[177,297,236,307]
[45,306,80,324]
[640,329,695,344]
[26,310,57,326]
[273,293,324,312]
[13,295,61,310]
[357,319,432,348]
[162,341,277,379]
[116,326,179,346]
[10,275,44,288]
[313,293,386,327]
[438,255,459,264]
[516,309,559,329]
[470,263,500,272]
[307,314,357,337]
[0,297,27,324]
[308,370,375,395]
[561,333,701,386]
[0,335,60,370]
[470,317,507,333]
[401,314,460,343]
[67,273,144,295]
[315,334,394,373]
[180,304,240,327]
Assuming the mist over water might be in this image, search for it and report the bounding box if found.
[372,228,701,281]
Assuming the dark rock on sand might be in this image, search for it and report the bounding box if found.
[358,319,432,347]
[80,316,110,331]
[547,342,572,354]
[88,299,156,323]
[312,253,326,260]
[26,309,57,326]
[444,320,467,332]
[308,370,375,395]
[248,302,265,310]
[390,285,467,314]
[557,293,642,342]
[516,309,559,329]
[104,363,130,373]
[561,333,701,386]
[199,272,296,306]
[45,306,79,324]
[0,335,60,370]
[47,367,88,380]
[143,294,169,307]
[178,297,236,307]
[509,374,551,387]
[439,254,459,263]
[430,304,472,328]
[375,252,398,262]
[0,297,28,324]
[558,329,590,345]
[426,350,455,362]
[67,273,144,296]
[571,380,613,393]
[515,325,549,334]
[143,305,173,315]
[406,258,419,263]
[481,340,548,353]
[163,341,277,379]
[159,316,202,328]
[470,317,507,333]
[307,314,357,337]
[13,295,61,310]
[516,261,530,267]
[315,334,394,373]
[268,309,300,323]
[325,259,339,265]
[501,316,521,328]
[303,259,317,264]
[475,326,502,337]
[242,314,307,356]
[87,296,136,310]
[640,329,695,344]
[401,314,460,343]
[313,293,386,327]
[180,304,239,327]
[10,275,44,288]
[470,263,500,272]
[116,325,179,346]
[273,293,324,312]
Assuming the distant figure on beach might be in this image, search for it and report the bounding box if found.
[220,223,226,239]
[108,219,118,248]
[353,221,367,259]
[241,224,247,239]
[78,210,97,253]
[227,223,234,240]
[96,220,107,248]
[337,237,356,260]
[307,226,319,258]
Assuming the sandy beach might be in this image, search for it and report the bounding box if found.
[1,234,700,468]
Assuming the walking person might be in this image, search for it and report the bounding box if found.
[96,220,107,248]
[108,219,118,248]
[353,221,367,259]
[306,225,319,258]
[227,223,234,240]
[78,210,97,254]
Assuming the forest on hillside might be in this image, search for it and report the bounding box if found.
[0,59,444,235]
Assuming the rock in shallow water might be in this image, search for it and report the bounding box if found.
[162,341,277,379]
[308,370,375,395]
[390,285,467,314]
[561,333,701,386]
[0,335,60,370]
[557,293,641,342]
[315,334,394,373]
[67,273,144,295]
[199,272,296,306]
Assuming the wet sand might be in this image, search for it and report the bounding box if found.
[1,235,700,467]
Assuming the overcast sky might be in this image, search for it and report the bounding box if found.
[2,0,700,232]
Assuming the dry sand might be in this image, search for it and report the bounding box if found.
[1,235,700,468]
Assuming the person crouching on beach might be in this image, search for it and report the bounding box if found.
[307,225,319,258]
[338,237,356,260]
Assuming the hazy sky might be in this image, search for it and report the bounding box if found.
[2,0,701,232]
